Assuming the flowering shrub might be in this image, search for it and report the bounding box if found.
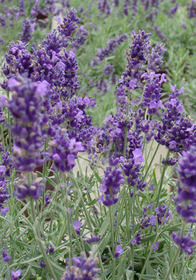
[0,1,196,280]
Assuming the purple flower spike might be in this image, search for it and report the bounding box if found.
[174,146,196,223]
[99,166,124,207]
[114,245,124,258]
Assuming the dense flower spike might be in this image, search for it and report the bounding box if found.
[99,166,124,206]
[8,78,49,171]
[174,146,196,223]
[58,8,80,39]
[155,86,196,153]
[61,252,99,280]
[20,19,34,43]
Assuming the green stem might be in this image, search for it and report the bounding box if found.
[143,143,160,182]
[138,235,159,280]
[155,150,170,208]
[109,207,116,280]
[30,199,57,280]
[98,251,107,280]
[71,173,93,232]
[163,247,181,280]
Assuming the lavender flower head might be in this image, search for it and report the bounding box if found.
[7,78,49,171]
[172,231,196,255]
[99,166,124,206]
[49,128,84,172]
[58,9,79,39]
[73,220,82,236]
[11,269,21,280]
[174,146,196,223]
[61,252,99,280]
[20,19,34,43]
[114,245,124,258]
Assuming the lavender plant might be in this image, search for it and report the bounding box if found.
[0,1,196,280]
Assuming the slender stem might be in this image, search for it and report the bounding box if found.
[143,143,160,182]
[124,187,130,241]
[163,247,181,280]
[30,199,57,280]
[138,235,159,280]
[109,206,116,280]
[109,207,114,254]
[98,251,107,280]
[71,173,93,232]
[155,150,170,208]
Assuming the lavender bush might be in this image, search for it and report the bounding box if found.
[0,1,196,280]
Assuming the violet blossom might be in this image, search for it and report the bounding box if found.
[174,146,196,223]
[2,248,11,262]
[114,245,124,258]
[61,252,99,280]
[99,166,124,206]
[172,231,196,255]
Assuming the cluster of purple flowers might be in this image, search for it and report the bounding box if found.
[96,30,165,202]
[174,146,196,223]
[48,128,84,172]
[0,0,57,48]
[20,19,34,43]
[155,85,196,152]
[2,10,80,101]
[7,78,48,172]
[61,252,99,280]
[49,96,96,150]
[99,166,124,206]
[172,146,196,254]
[58,8,80,39]
[172,231,196,255]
